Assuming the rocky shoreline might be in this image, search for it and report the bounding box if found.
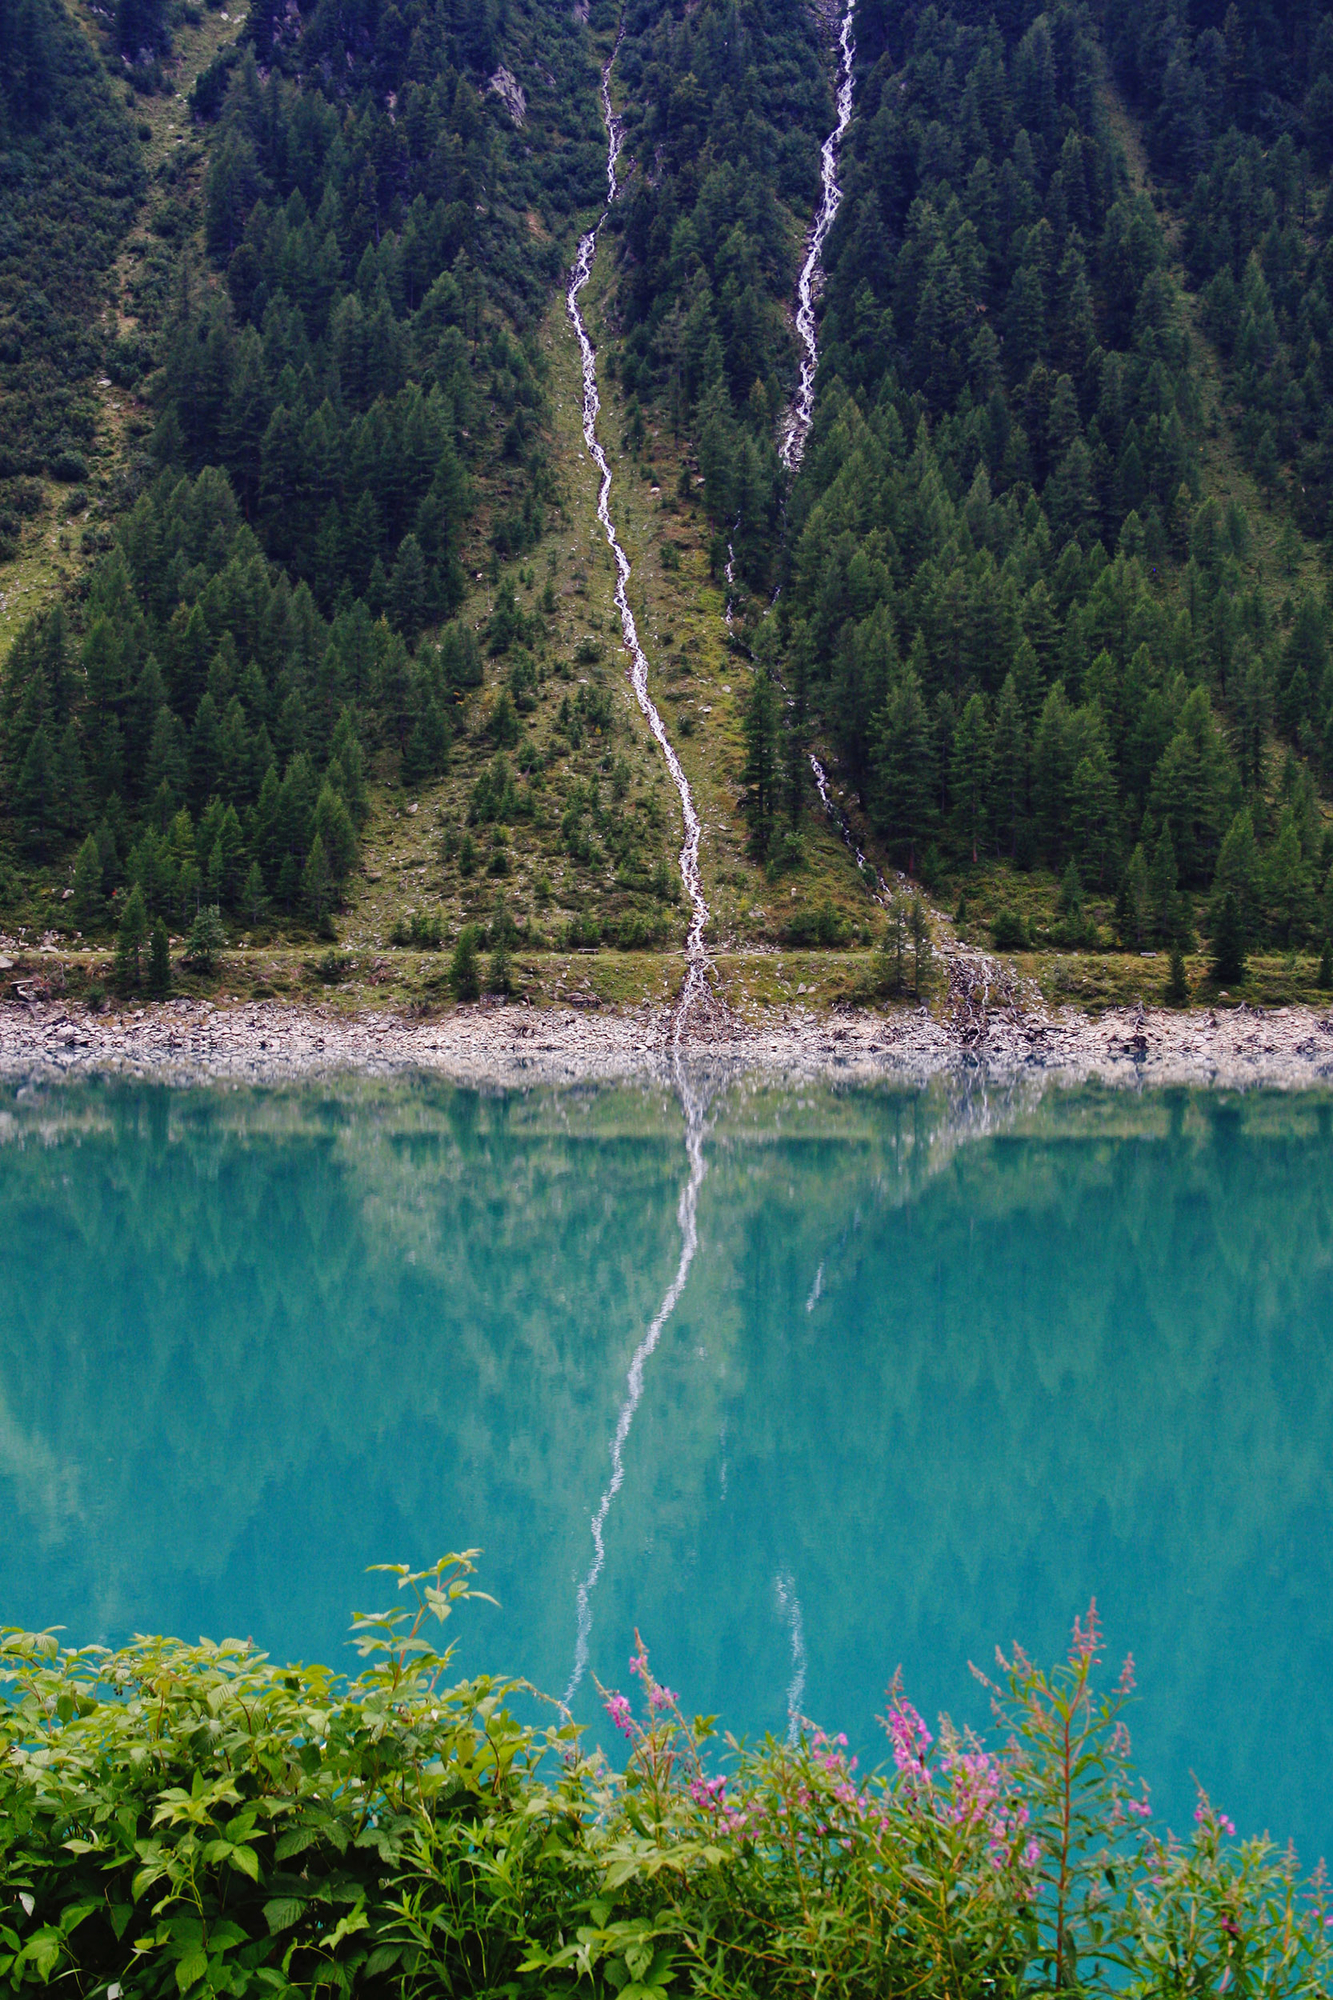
[3,991,1333,1093]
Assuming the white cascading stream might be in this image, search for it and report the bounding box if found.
[779,0,857,471]
[563,43,715,1709]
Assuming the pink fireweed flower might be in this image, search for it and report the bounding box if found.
[649,1684,677,1712]
[1072,1600,1102,1663]
[604,1693,634,1738]
[886,1698,934,1779]
[1127,1798,1152,1820]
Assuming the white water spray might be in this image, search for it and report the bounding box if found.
[779,0,857,471]
[563,45,716,1708]
[809,752,889,906]
[775,1569,808,1742]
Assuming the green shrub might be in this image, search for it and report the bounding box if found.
[781,898,848,948]
[992,908,1030,951]
[2,1581,1329,1999]
[390,913,443,949]
[314,948,349,984]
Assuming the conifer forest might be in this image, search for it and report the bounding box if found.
[5,0,1333,1007]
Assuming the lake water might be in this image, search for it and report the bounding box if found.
[2,1069,1331,1861]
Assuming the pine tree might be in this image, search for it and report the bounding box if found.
[183,904,225,973]
[15,724,56,856]
[950,692,990,864]
[451,924,480,1001]
[301,833,333,922]
[909,896,932,998]
[741,669,782,861]
[1165,940,1189,1006]
[148,919,171,999]
[879,896,907,996]
[115,884,148,987]
[71,834,103,928]
[1058,856,1085,942]
[242,860,267,927]
[1149,824,1179,943]
[1211,888,1247,987]
[487,935,512,995]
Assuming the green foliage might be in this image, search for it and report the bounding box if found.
[993,908,1031,951]
[115,881,148,987]
[450,923,480,1001]
[183,902,225,973]
[1165,939,1189,1006]
[1211,887,1247,986]
[0,0,144,481]
[391,911,443,949]
[148,915,171,998]
[3,1586,1330,1998]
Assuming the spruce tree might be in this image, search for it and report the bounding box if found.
[301,834,333,922]
[183,904,225,973]
[879,896,907,996]
[242,861,267,927]
[1165,941,1189,1006]
[487,935,512,995]
[71,835,103,928]
[741,669,782,861]
[115,884,148,988]
[1211,889,1247,987]
[451,924,480,1001]
[148,919,171,999]
[909,897,932,998]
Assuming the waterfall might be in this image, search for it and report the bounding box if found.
[779,0,857,471]
[563,42,716,1708]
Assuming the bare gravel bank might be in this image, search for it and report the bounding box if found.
[3,993,1333,1092]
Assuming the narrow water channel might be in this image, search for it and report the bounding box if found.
[562,47,717,1695]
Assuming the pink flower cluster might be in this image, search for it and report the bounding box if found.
[604,1692,635,1740]
[629,1649,677,1712]
[888,1699,934,1780]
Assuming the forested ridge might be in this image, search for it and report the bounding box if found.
[5,0,1333,1001]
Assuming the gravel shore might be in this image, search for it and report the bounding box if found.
[3,992,1333,1092]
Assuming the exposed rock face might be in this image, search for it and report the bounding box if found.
[487,67,526,126]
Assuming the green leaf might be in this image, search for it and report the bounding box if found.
[175,1949,209,1992]
[263,1899,306,1936]
[273,1827,320,1861]
[323,1907,369,1952]
[226,1842,261,1881]
[363,1945,403,1977]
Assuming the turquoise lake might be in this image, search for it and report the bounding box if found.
[2,1070,1331,1860]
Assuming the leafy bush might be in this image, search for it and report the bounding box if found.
[992,909,1031,952]
[2,1582,1329,1999]
[613,910,669,950]
[390,913,443,950]
[313,948,349,985]
[780,898,848,948]
[563,912,601,949]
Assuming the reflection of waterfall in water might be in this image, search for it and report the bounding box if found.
[563,44,716,1706]
[775,1569,808,1742]
[564,1077,710,1705]
[779,0,857,472]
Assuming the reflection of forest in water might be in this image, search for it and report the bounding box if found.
[2,1072,1332,1858]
